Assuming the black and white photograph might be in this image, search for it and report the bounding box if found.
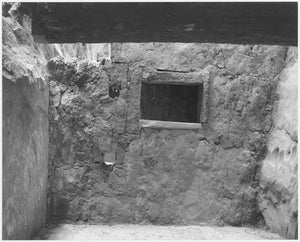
[1,1,298,240]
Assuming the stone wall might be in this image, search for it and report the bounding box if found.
[2,8,49,239]
[48,43,290,228]
[258,47,298,239]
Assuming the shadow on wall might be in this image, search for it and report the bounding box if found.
[2,8,49,239]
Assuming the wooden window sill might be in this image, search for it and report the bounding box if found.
[139,119,202,129]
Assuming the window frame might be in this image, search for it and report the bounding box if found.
[139,70,209,129]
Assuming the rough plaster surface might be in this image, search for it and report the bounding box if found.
[34,224,283,240]
[2,12,49,240]
[37,43,110,62]
[258,47,298,239]
[48,43,289,229]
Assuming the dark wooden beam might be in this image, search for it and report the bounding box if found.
[30,2,297,46]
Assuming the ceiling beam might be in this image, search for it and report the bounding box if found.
[29,2,297,46]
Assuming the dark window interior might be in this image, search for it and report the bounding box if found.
[140,82,203,123]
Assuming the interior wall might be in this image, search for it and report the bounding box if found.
[2,11,49,239]
[258,47,298,239]
[48,43,289,227]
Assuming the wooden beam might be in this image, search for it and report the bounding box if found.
[30,2,297,46]
[139,119,203,129]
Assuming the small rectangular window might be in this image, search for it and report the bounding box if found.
[140,82,203,123]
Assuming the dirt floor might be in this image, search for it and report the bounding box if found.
[34,224,282,240]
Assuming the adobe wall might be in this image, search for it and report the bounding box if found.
[48,43,290,228]
[2,9,49,240]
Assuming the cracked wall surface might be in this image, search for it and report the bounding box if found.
[2,8,49,239]
[47,43,292,229]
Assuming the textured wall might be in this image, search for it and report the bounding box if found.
[2,12,48,239]
[37,43,110,62]
[258,47,298,239]
[48,43,289,228]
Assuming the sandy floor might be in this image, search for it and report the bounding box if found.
[34,224,282,240]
